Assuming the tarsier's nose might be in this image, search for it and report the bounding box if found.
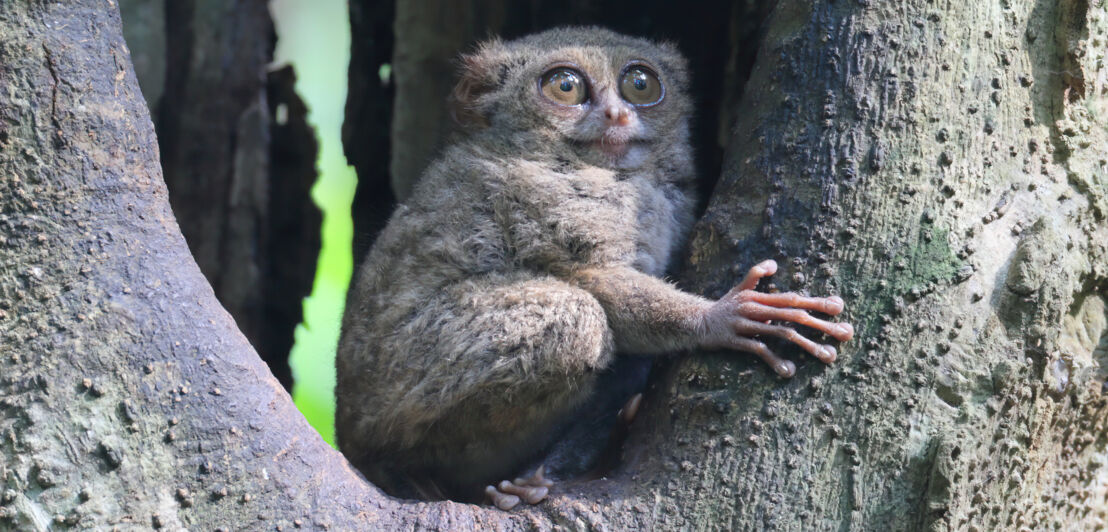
[604,105,631,127]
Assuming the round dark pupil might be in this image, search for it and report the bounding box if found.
[633,74,647,90]
[559,79,573,92]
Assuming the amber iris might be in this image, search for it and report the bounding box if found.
[619,66,662,106]
[540,68,588,105]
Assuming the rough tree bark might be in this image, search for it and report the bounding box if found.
[660,0,1108,529]
[2,1,1106,531]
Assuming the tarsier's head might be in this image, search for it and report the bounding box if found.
[451,27,691,170]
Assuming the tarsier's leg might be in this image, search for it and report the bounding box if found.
[481,357,645,511]
[487,392,640,510]
[583,392,644,480]
[417,276,613,510]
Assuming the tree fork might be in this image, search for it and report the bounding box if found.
[1,1,1106,530]
[0,2,463,530]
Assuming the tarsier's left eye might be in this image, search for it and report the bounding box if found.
[619,66,663,106]
[539,68,588,106]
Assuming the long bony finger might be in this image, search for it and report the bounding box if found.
[732,337,795,377]
[736,259,778,291]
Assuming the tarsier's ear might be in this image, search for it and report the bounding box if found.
[449,39,510,128]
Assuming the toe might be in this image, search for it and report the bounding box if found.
[619,393,643,424]
[485,485,520,511]
[499,480,548,504]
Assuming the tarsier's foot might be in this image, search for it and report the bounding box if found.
[619,393,642,425]
[485,465,554,511]
[707,259,855,378]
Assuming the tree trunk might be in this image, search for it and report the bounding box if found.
[2,1,1106,531]
[0,2,372,530]
[660,0,1108,529]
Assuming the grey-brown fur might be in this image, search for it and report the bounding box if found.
[336,27,852,504]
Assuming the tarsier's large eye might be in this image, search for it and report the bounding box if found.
[539,68,588,106]
[619,66,663,106]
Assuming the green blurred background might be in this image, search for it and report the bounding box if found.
[271,0,355,447]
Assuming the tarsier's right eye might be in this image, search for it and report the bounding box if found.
[539,68,588,106]
[619,66,663,106]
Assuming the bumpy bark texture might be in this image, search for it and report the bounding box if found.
[0,3,380,530]
[659,0,1108,529]
[3,0,1107,530]
[118,0,321,388]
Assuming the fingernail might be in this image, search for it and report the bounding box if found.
[837,323,854,339]
[777,361,795,378]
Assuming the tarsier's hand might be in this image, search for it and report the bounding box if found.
[702,259,854,377]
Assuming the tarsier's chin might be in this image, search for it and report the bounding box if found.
[335,26,852,512]
[581,138,652,169]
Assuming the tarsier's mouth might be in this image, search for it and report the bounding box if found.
[575,138,646,159]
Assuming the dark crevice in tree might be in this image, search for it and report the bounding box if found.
[716,1,777,195]
[265,65,322,387]
[156,0,195,179]
[346,0,398,265]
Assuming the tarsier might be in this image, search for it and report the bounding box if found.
[336,27,853,510]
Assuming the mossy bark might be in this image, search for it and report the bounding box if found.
[650,0,1108,529]
[2,1,1106,530]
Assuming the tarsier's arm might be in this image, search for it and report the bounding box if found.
[571,260,853,377]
